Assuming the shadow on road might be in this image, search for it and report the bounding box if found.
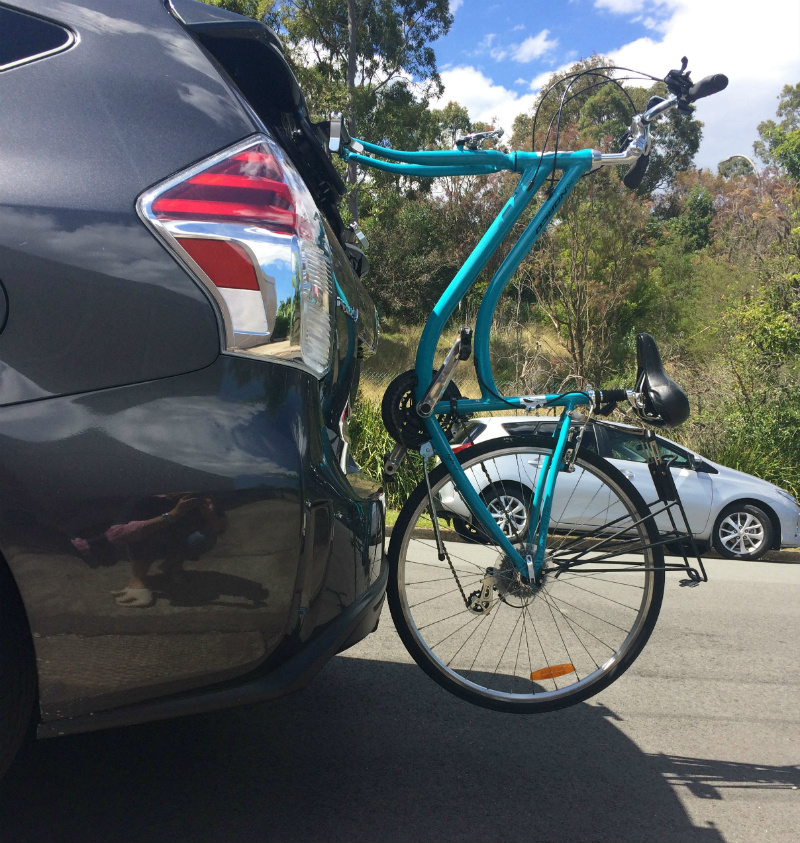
[2,655,798,842]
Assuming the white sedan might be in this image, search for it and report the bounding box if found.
[439,416,800,561]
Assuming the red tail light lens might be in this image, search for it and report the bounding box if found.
[138,135,333,375]
[152,150,296,231]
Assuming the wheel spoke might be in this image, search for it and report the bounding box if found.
[388,436,664,712]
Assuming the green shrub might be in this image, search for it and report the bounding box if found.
[349,396,423,510]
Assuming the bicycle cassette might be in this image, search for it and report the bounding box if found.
[381,369,463,448]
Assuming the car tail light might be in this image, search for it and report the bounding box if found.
[138,135,334,376]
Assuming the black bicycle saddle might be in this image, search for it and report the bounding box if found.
[633,333,690,428]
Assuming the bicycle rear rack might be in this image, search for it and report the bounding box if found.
[643,430,708,585]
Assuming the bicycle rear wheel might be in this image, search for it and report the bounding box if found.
[387,435,664,712]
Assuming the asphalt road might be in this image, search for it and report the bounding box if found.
[2,557,798,843]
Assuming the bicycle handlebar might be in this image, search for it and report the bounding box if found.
[596,66,727,188]
[622,153,650,190]
[336,61,726,193]
[687,73,728,103]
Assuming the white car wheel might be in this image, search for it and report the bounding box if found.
[713,504,773,560]
[484,484,531,540]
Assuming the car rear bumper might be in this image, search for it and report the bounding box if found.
[37,555,387,738]
[1,355,385,725]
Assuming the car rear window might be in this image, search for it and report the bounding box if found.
[501,420,541,436]
[0,7,73,72]
[500,419,599,454]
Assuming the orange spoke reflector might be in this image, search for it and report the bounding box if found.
[530,664,576,681]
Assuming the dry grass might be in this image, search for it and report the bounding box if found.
[359,321,570,409]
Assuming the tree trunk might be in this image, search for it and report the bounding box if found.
[346,0,360,222]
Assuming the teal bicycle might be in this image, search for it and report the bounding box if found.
[333,59,727,711]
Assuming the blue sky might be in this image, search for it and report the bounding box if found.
[429,0,800,170]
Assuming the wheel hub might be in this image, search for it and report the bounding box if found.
[494,553,546,607]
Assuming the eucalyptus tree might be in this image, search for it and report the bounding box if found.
[754,82,800,179]
[274,0,452,218]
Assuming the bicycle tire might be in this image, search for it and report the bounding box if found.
[387,434,665,712]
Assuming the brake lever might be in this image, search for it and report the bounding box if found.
[664,57,695,116]
[455,128,504,150]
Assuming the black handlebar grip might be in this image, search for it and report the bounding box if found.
[597,389,627,403]
[687,73,728,103]
[623,153,650,190]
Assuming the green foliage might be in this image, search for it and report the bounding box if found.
[718,156,756,179]
[754,82,800,179]
[693,404,800,499]
[273,0,452,109]
[671,184,714,251]
[348,397,422,509]
[201,0,276,21]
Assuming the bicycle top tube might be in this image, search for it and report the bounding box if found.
[344,136,596,178]
[343,138,599,402]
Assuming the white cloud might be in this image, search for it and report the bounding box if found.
[512,30,558,63]
[475,29,557,64]
[473,32,509,61]
[449,0,464,13]
[529,70,556,93]
[595,0,646,11]
[608,0,800,169]
[434,1,800,169]
[432,65,538,133]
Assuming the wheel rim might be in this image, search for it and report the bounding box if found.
[719,511,766,555]
[392,442,663,709]
[487,493,528,537]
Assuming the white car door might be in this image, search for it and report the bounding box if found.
[601,427,714,536]
[483,422,613,529]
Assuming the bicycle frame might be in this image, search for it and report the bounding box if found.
[344,140,604,579]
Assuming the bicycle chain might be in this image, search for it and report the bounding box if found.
[440,527,469,607]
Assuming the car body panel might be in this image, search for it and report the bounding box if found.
[690,458,800,548]
[0,0,385,736]
[0,355,384,721]
[0,0,268,403]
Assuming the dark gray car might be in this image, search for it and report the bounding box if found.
[0,0,385,776]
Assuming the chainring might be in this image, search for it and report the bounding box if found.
[381,369,463,448]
